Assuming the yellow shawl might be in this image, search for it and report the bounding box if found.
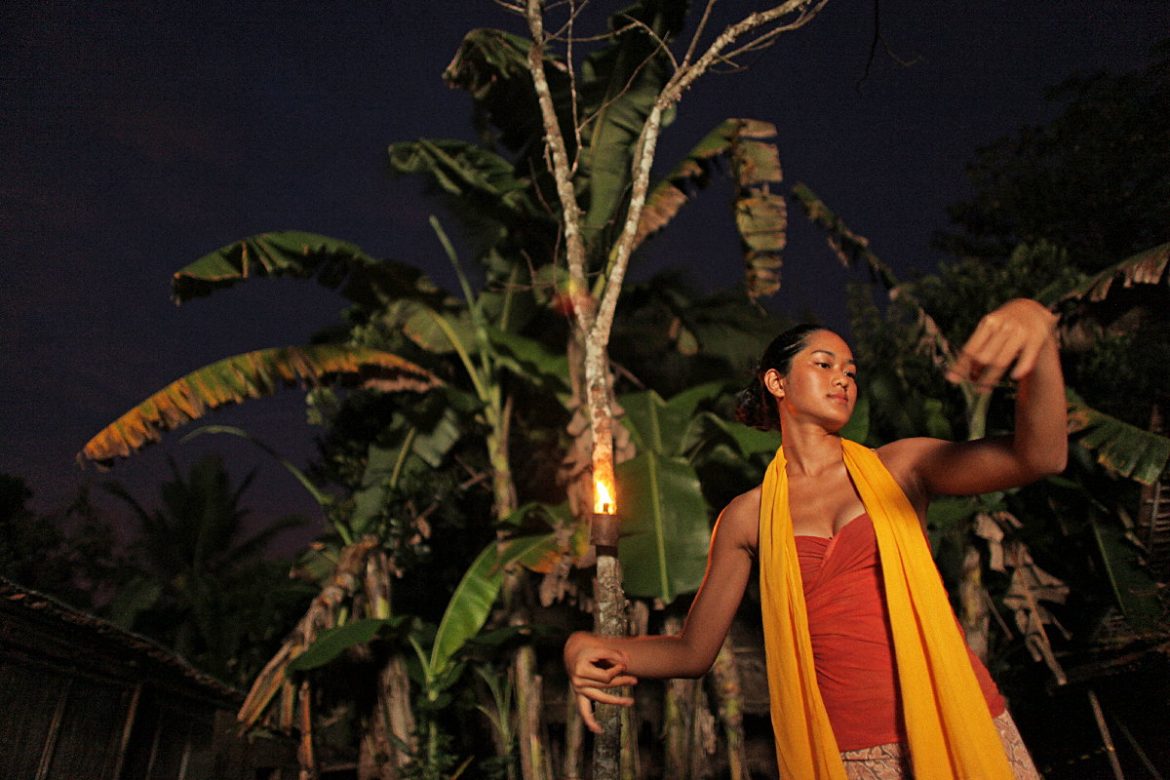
[758,439,1013,779]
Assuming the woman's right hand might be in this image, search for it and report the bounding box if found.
[564,631,638,733]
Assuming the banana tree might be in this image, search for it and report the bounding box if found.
[396,6,813,773]
[80,223,574,776]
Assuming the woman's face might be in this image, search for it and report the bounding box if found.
[764,330,857,431]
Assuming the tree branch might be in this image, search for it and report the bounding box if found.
[525,0,594,334]
[673,0,828,99]
[593,1,829,345]
[681,0,719,69]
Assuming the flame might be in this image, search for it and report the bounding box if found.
[593,467,617,515]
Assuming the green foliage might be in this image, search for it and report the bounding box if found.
[434,4,789,297]
[472,665,518,780]
[576,0,687,244]
[937,40,1170,272]
[1089,515,1163,630]
[429,533,559,679]
[611,276,789,395]
[616,387,722,602]
[911,242,1079,341]
[287,618,401,672]
[0,476,131,610]
[105,456,313,685]
[616,451,710,602]
[173,231,445,308]
[641,118,787,299]
[1067,389,1170,485]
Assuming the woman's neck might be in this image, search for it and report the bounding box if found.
[780,421,843,477]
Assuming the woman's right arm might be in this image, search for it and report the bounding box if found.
[564,489,759,732]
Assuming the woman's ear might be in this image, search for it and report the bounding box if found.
[762,368,785,399]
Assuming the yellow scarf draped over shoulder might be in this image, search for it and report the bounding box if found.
[758,438,1013,779]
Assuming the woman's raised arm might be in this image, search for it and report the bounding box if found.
[884,298,1067,498]
[564,488,759,732]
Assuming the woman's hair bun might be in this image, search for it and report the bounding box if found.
[733,324,825,432]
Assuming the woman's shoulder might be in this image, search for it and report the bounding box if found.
[715,486,762,552]
[876,437,952,508]
[877,436,959,477]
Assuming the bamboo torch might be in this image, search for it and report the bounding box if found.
[591,461,626,778]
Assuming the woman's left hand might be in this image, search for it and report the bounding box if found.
[946,298,1058,391]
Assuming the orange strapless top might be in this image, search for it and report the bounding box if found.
[795,513,1005,751]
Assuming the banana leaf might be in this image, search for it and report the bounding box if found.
[486,326,570,393]
[287,617,407,673]
[384,299,476,359]
[180,424,333,509]
[171,231,443,308]
[1090,516,1163,630]
[388,139,541,222]
[80,345,439,465]
[577,1,687,243]
[429,532,560,677]
[791,183,900,290]
[839,394,870,444]
[683,412,782,462]
[621,390,675,454]
[1068,389,1170,485]
[443,28,564,154]
[637,117,787,300]
[616,451,710,603]
[1058,241,1170,304]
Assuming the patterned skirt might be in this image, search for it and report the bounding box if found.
[839,710,1041,779]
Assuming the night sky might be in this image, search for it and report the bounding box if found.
[2,1,1165,543]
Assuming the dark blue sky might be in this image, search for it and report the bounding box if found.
[2,1,1165,543]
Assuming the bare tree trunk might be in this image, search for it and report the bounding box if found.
[359,655,417,780]
[663,672,693,778]
[514,634,549,780]
[357,550,415,780]
[709,637,749,780]
[592,555,628,778]
[621,602,649,780]
[689,681,716,780]
[661,618,717,779]
[662,616,693,779]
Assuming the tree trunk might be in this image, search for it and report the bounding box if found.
[358,550,415,780]
[663,674,694,778]
[563,681,585,780]
[661,617,716,779]
[514,636,550,780]
[358,655,417,780]
[592,554,627,779]
[709,636,749,780]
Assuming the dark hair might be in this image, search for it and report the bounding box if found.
[734,324,826,431]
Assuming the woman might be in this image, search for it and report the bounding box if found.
[564,298,1065,779]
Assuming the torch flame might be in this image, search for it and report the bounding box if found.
[593,469,617,515]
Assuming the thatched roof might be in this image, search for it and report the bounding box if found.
[0,576,241,709]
